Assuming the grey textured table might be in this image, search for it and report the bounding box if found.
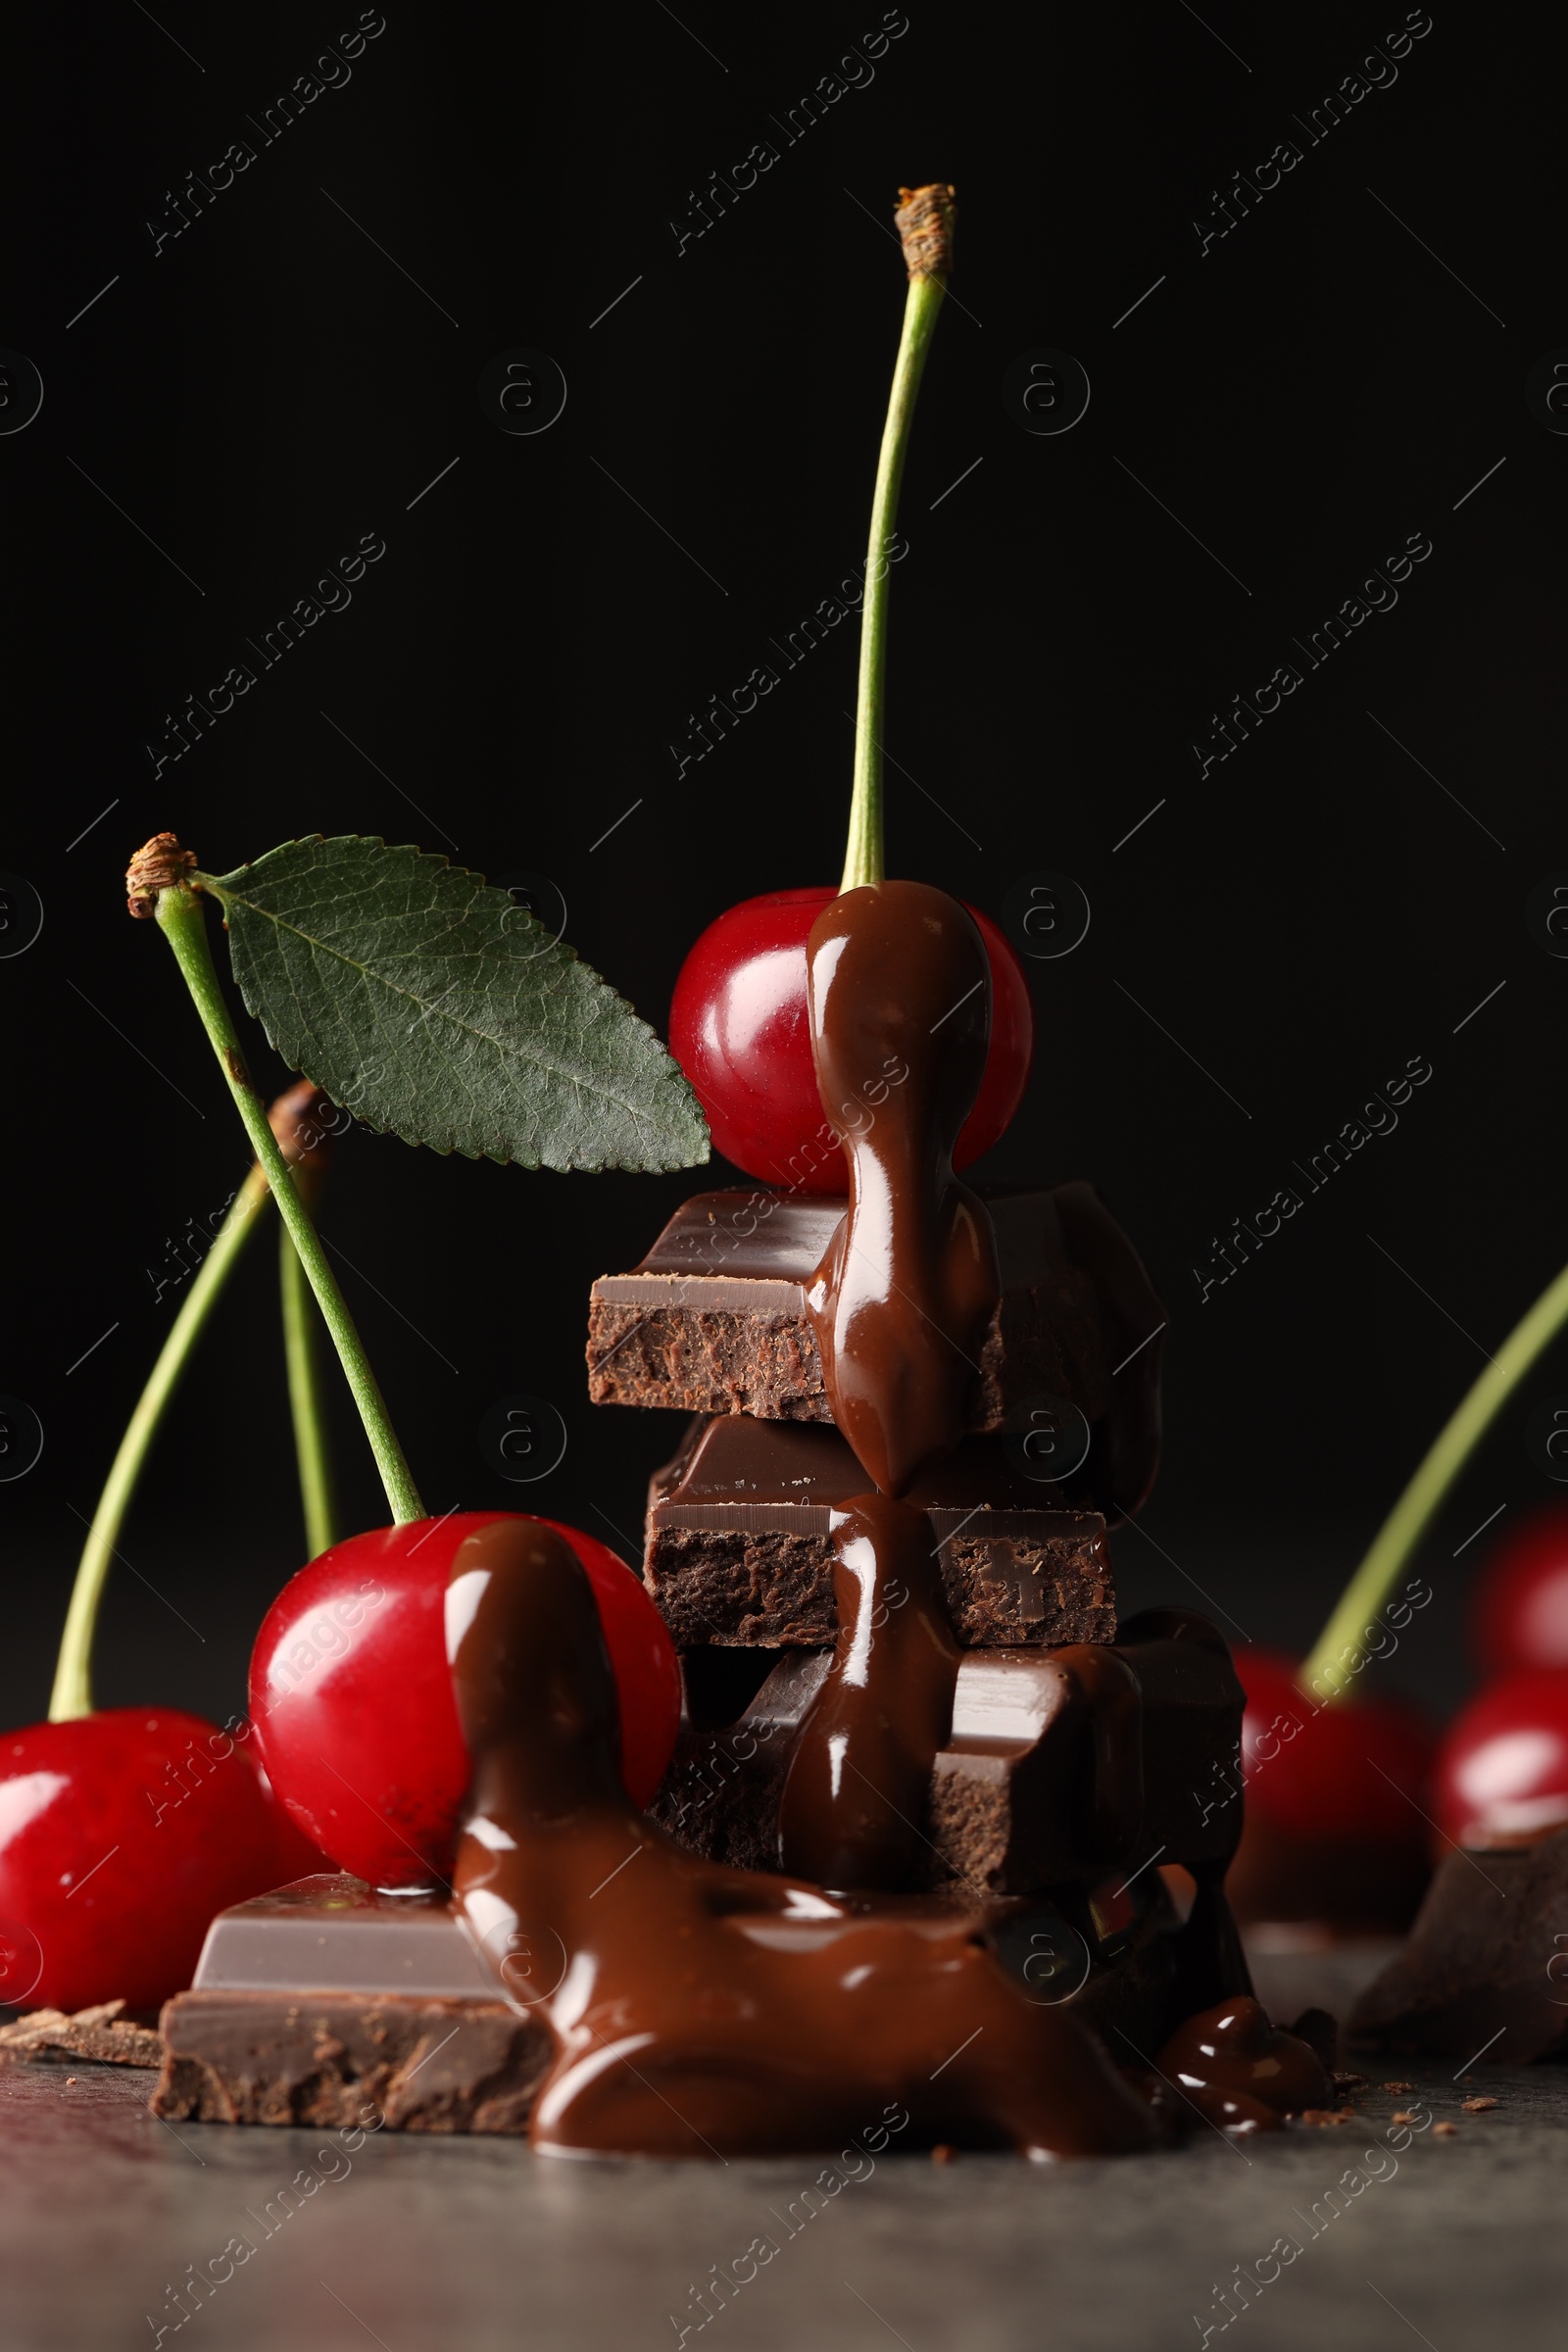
[2,1947,1562,2352]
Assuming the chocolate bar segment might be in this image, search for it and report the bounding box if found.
[154,1876,553,2132]
[653,1609,1243,1897]
[1348,1825,1568,2062]
[587,1184,1163,1521]
[932,1609,1244,1896]
[646,1415,1116,1647]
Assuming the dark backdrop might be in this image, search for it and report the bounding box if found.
[4,1,1561,1733]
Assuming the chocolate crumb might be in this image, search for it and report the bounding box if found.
[1300,2108,1357,2127]
[1391,2110,1420,2125]
[65,2077,76,2085]
[1332,2071,1369,2091]
[932,2143,956,2165]
[0,2000,163,2069]
[1433,2120,1459,2136]
[1461,2096,1498,2113]
[1383,2081,1414,2092]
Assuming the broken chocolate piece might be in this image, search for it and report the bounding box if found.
[1349,1824,1568,2061]
[586,1183,1162,1522]
[654,1606,1245,1898]
[0,1998,163,2069]
[646,1415,1116,1647]
[156,1990,548,2132]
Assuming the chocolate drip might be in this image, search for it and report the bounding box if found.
[448,1517,1156,2160]
[804,883,1000,1497]
[1166,1856,1255,2024]
[778,1494,960,1888]
[1153,1995,1332,2133]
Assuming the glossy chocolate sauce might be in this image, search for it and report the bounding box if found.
[1154,1995,1331,2133]
[448,1516,1157,2159]
[777,1493,959,1888]
[776,886,1003,1886]
[803,882,1000,1499]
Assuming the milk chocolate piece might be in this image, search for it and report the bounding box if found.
[654,1607,1244,1897]
[1348,1825,1568,2062]
[646,1415,1116,1647]
[153,1876,553,2132]
[587,1183,1162,1522]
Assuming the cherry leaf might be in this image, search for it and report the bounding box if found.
[205,835,709,1172]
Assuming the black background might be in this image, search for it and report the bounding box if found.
[4,0,1561,1734]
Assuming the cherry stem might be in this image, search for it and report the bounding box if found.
[1301,1250,1568,1702]
[280,1209,338,1558]
[152,880,425,1526]
[48,1162,273,1721]
[842,189,953,895]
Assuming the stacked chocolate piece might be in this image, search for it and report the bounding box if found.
[587,1177,1252,2039]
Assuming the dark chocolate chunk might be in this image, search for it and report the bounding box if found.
[587,1183,1162,1522]
[1348,1825,1568,2062]
[645,1415,1116,1648]
[653,1607,1244,1897]
[155,1990,549,2132]
[153,1876,553,2133]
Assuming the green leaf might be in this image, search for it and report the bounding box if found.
[202,836,710,1173]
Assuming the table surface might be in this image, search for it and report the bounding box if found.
[4,1947,1564,2352]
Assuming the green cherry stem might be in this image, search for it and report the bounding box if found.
[147,869,424,1526]
[280,1214,338,1557]
[1300,1250,1568,1701]
[48,1162,273,1721]
[841,183,956,896]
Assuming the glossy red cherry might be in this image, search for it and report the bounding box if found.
[1470,1505,1568,1680]
[1432,1668,1568,1848]
[0,1708,310,2012]
[1234,1646,1436,1843]
[1225,1648,1437,1931]
[668,886,1034,1191]
[250,1512,680,1890]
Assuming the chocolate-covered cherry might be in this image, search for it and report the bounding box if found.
[250,1512,679,1889]
[669,887,1033,1191]
[1432,1668,1568,1848]
[1471,1505,1568,1680]
[0,1710,310,2012]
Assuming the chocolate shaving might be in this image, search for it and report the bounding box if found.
[0,1999,164,2068]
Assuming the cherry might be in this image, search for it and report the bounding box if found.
[1234,1646,1436,1843]
[668,887,1034,1192]
[1223,1647,1437,1930]
[250,1512,680,1890]
[0,1708,313,2013]
[1431,1668,1568,1848]
[1470,1504,1568,1680]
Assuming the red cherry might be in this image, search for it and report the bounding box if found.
[1470,1504,1568,1680]
[1234,1646,1436,1844]
[0,1708,302,2012]
[249,1512,680,1891]
[1432,1668,1568,1848]
[668,887,1034,1192]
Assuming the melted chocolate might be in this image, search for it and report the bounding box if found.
[778,1494,959,1888]
[448,1517,1157,2160]
[803,882,1000,1498]
[1153,1995,1332,2133]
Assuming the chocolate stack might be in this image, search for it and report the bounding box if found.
[587,1170,1251,2039]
